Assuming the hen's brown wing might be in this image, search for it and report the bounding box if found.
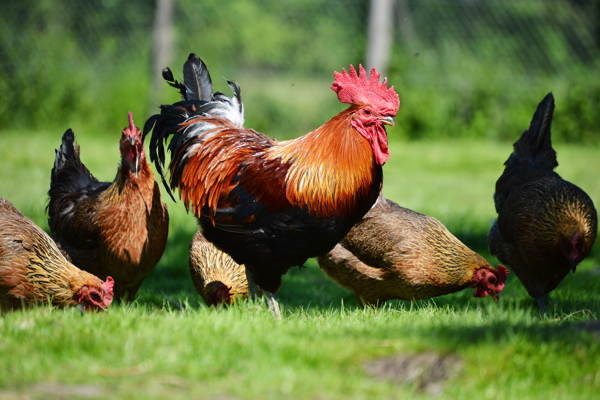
[0,197,102,310]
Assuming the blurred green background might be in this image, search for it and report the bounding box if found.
[1,3,599,398]
[1,0,599,143]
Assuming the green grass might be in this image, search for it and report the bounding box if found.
[0,129,599,399]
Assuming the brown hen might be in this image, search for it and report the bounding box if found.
[317,196,508,307]
[488,93,597,312]
[0,197,114,311]
[47,112,169,301]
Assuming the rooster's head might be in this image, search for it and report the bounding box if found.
[120,112,144,177]
[331,64,400,166]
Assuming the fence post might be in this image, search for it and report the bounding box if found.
[366,0,395,76]
[150,0,174,115]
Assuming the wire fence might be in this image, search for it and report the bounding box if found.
[1,0,598,141]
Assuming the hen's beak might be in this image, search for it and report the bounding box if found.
[491,292,499,303]
[380,116,395,127]
[129,138,140,178]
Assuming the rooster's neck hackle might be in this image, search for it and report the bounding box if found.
[272,107,380,218]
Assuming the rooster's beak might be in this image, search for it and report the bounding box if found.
[380,116,395,127]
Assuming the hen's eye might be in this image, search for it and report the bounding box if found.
[488,276,496,284]
[364,110,371,116]
[90,292,102,302]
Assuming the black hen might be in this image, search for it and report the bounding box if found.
[488,93,597,312]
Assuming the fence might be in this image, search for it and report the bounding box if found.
[1,0,598,141]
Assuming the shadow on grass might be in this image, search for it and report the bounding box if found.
[130,224,362,311]
[124,219,600,324]
[132,224,198,307]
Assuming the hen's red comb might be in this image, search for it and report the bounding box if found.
[127,111,136,132]
[102,276,115,307]
[331,64,400,116]
[497,264,510,284]
[102,276,115,295]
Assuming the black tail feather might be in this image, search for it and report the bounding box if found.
[54,129,76,169]
[508,92,558,171]
[144,53,234,204]
[143,108,181,202]
[49,129,100,202]
[183,53,214,102]
[162,67,187,100]
[51,129,86,184]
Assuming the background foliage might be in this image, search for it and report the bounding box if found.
[0,0,599,142]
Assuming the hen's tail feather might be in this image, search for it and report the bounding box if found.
[508,92,558,171]
[50,129,97,192]
[52,129,78,174]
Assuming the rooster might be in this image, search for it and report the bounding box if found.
[0,197,114,311]
[317,196,509,307]
[47,112,170,301]
[189,229,254,307]
[144,53,399,316]
[488,93,597,312]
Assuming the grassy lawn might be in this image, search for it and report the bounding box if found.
[0,128,599,400]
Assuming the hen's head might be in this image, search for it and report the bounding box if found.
[78,276,115,311]
[204,281,233,307]
[560,231,594,272]
[474,265,509,302]
[331,65,400,166]
[119,112,145,177]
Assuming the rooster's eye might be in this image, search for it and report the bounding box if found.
[364,110,371,116]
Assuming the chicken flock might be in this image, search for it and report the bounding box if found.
[0,54,596,316]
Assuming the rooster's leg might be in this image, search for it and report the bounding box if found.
[245,268,260,301]
[245,268,281,319]
[536,294,549,314]
[264,290,281,320]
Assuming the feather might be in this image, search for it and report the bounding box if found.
[489,93,597,311]
[47,114,169,301]
[144,54,399,302]
[508,92,557,170]
[183,53,214,102]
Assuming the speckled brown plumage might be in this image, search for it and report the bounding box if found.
[488,93,597,311]
[0,197,114,311]
[189,229,251,306]
[318,197,507,307]
[47,113,169,301]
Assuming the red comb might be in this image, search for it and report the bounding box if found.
[331,64,400,116]
[127,111,135,132]
[103,276,114,294]
[497,264,510,284]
